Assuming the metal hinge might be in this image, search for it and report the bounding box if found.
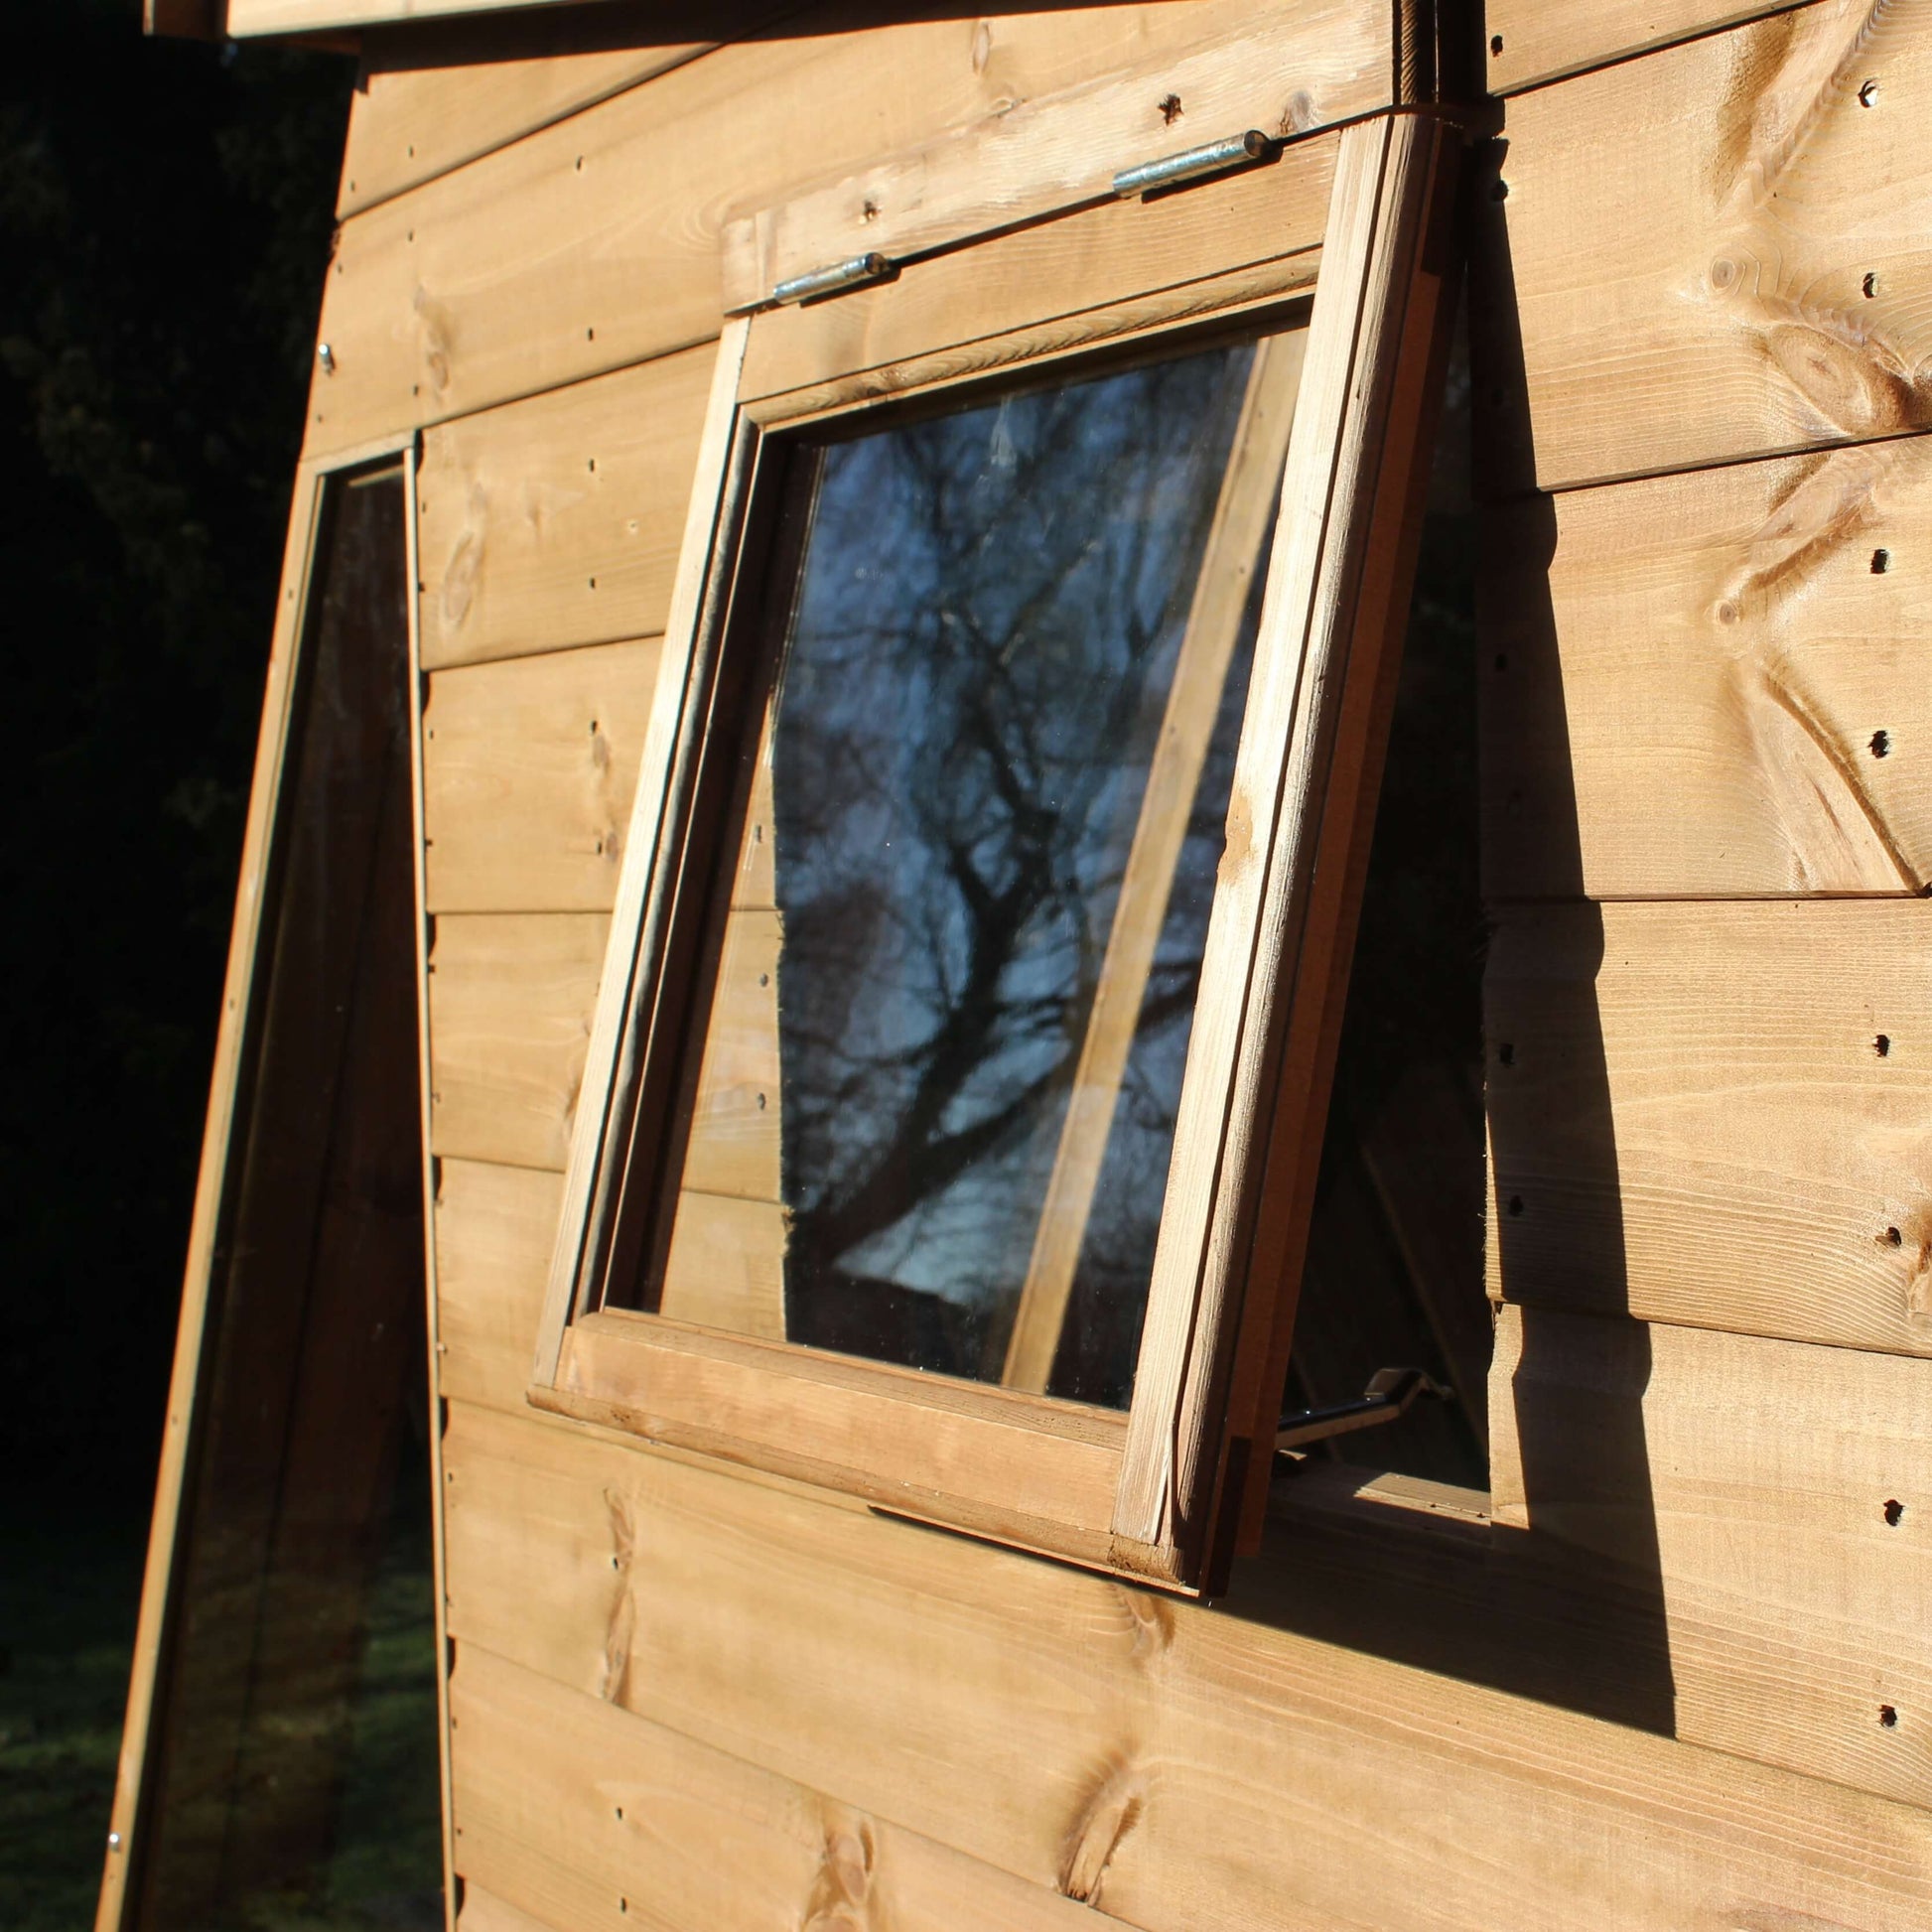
[1113,128,1278,201]
[1275,1367,1450,1453]
[769,250,894,309]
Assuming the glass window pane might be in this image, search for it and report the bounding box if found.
[133,469,443,1931]
[646,326,1301,1410]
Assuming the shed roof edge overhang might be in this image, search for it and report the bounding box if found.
[150,0,613,40]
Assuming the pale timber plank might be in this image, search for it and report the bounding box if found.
[424,638,661,913]
[433,1158,562,1414]
[303,3,1390,457]
[1485,898,1932,1355]
[417,349,712,670]
[427,913,607,1172]
[339,33,711,218]
[440,1398,1932,1925]
[1483,0,1807,94]
[724,1,1384,312]
[450,1647,1101,1932]
[1482,436,1932,897]
[1477,0,1932,491]
[1492,1304,1932,1810]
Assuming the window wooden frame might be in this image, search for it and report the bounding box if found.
[531,111,1458,1594]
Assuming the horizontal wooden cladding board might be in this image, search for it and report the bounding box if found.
[721,2,1381,313]
[740,131,1329,408]
[339,28,710,218]
[1481,0,1805,94]
[417,347,712,670]
[428,913,607,1172]
[1474,0,1932,492]
[302,1,1390,457]
[1489,1304,1932,1808]
[424,637,662,913]
[1485,898,1932,1355]
[1481,435,1932,897]
[450,1646,1098,1932]
[440,1397,1932,1927]
[432,1158,561,1411]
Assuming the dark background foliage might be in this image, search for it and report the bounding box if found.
[2,3,352,1499]
[2,11,353,1923]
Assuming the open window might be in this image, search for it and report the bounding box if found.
[99,448,447,1931]
[532,113,1460,1593]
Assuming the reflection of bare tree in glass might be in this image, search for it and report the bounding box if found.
[769,345,1260,1395]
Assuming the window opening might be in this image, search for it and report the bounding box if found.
[624,326,1301,1413]
[1278,307,1489,1494]
[127,466,442,1931]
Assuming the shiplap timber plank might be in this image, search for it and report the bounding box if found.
[423,638,661,913]
[1485,898,1932,1355]
[432,1158,562,1413]
[1480,436,1932,897]
[339,33,711,218]
[427,913,607,1173]
[658,1191,787,1337]
[1482,0,1807,94]
[1475,0,1932,491]
[303,2,1390,458]
[451,1647,1105,1932]
[1489,1304,1932,1810]
[677,906,781,1204]
[722,2,1384,313]
[417,349,712,670]
[440,1398,1932,1925]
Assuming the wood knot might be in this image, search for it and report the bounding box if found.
[438,480,487,634]
[802,1807,879,1932]
[411,284,455,395]
[1058,1754,1146,1904]
[597,1487,637,1705]
[1219,791,1254,887]
[1114,1583,1174,1662]
[1762,319,1925,440]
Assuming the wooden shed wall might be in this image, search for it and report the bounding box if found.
[305,3,1932,1925]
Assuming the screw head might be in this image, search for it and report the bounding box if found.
[317,343,337,375]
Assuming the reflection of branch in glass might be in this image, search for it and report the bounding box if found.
[768,342,1266,1392]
